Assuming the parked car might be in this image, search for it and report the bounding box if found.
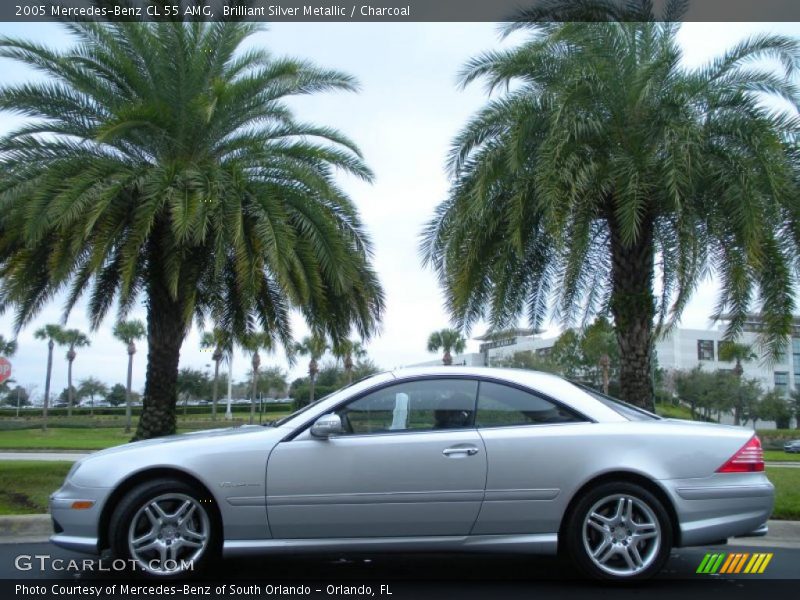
[784,440,800,453]
[49,367,772,581]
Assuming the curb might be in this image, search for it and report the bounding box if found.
[0,514,51,539]
[0,515,797,546]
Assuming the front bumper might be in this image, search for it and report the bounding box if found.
[48,481,112,556]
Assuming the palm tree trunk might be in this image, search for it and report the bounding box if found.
[212,359,220,421]
[67,358,74,418]
[125,352,134,433]
[443,350,453,366]
[609,212,656,411]
[42,340,53,431]
[90,394,94,417]
[132,285,186,441]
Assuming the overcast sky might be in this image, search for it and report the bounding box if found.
[1,21,799,398]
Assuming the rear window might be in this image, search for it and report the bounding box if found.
[574,384,660,421]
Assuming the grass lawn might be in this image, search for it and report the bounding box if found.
[0,461,71,514]
[767,466,800,521]
[0,413,291,450]
[654,403,695,420]
[764,450,800,462]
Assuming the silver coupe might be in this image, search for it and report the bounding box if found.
[49,367,773,581]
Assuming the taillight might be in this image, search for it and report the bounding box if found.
[716,436,764,473]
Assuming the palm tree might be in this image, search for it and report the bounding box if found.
[422,1,800,409]
[333,338,367,384]
[112,319,146,433]
[294,334,329,405]
[33,324,64,430]
[58,329,90,417]
[200,329,232,421]
[240,332,274,425]
[0,22,384,439]
[718,341,758,425]
[77,377,108,417]
[427,329,467,366]
[0,335,17,357]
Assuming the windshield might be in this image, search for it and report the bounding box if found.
[271,372,393,427]
[573,383,660,421]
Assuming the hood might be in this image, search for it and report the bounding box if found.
[84,424,273,459]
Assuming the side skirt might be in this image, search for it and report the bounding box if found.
[223,534,558,557]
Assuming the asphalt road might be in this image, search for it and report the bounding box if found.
[0,541,797,585]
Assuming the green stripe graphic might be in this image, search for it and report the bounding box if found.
[697,553,727,574]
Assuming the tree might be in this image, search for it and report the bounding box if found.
[57,329,90,417]
[426,329,466,366]
[421,2,800,410]
[112,319,146,433]
[240,332,275,424]
[0,334,17,357]
[77,377,108,416]
[760,390,793,429]
[245,365,288,397]
[294,334,329,406]
[200,329,232,421]
[0,21,384,440]
[33,324,64,430]
[176,367,210,415]
[1,385,29,407]
[791,388,800,430]
[58,385,78,406]
[718,342,757,378]
[105,384,128,407]
[332,338,367,384]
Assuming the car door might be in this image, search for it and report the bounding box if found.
[471,380,592,535]
[266,378,486,539]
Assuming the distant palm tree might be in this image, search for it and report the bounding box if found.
[33,324,64,431]
[333,339,367,384]
[0,21,384,440]
[112,320,146,433]
[200,329,232,421]
[77,377,108,417]
[0,335,17,357]
[58,329,90,417]
[240,332,274,425]
[422,1,800,409]
[427,329,466,366]
[294,335,329,405]
[718,341,758,425]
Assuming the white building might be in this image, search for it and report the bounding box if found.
[414,317,800,397]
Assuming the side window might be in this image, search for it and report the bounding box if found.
[335,379,478,435]
[476,382,584,427]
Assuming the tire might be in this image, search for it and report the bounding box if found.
[563,481,672,581]
[108,478,220,577]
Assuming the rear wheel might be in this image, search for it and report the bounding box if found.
[564,481,672,581]
[108,479,219,577]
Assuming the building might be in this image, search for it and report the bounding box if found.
[413,317,800,397]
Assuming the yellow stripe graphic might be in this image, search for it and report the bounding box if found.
[757,554,773,574]
[743,554,760,574]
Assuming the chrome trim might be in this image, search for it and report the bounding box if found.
[736,523,769,538]
[223,533,558,557]
[676,484,774,500]
[484,489,560,501]
[267,490,484,506]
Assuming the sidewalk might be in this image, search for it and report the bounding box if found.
[0,451,91,461]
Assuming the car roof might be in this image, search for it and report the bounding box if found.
[390,366,628,423]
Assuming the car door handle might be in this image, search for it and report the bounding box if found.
[442,446,479,457]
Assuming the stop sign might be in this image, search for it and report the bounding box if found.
[0,357,11,384]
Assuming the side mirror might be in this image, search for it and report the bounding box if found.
[310,413,343,438]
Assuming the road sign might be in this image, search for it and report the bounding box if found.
[0,357,11,384]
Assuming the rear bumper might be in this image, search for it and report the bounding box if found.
[662,474,774,547]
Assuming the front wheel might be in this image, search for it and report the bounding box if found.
[564,481,672,581]
[108,479,219,577]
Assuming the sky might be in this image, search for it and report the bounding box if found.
[1,20,799,399]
